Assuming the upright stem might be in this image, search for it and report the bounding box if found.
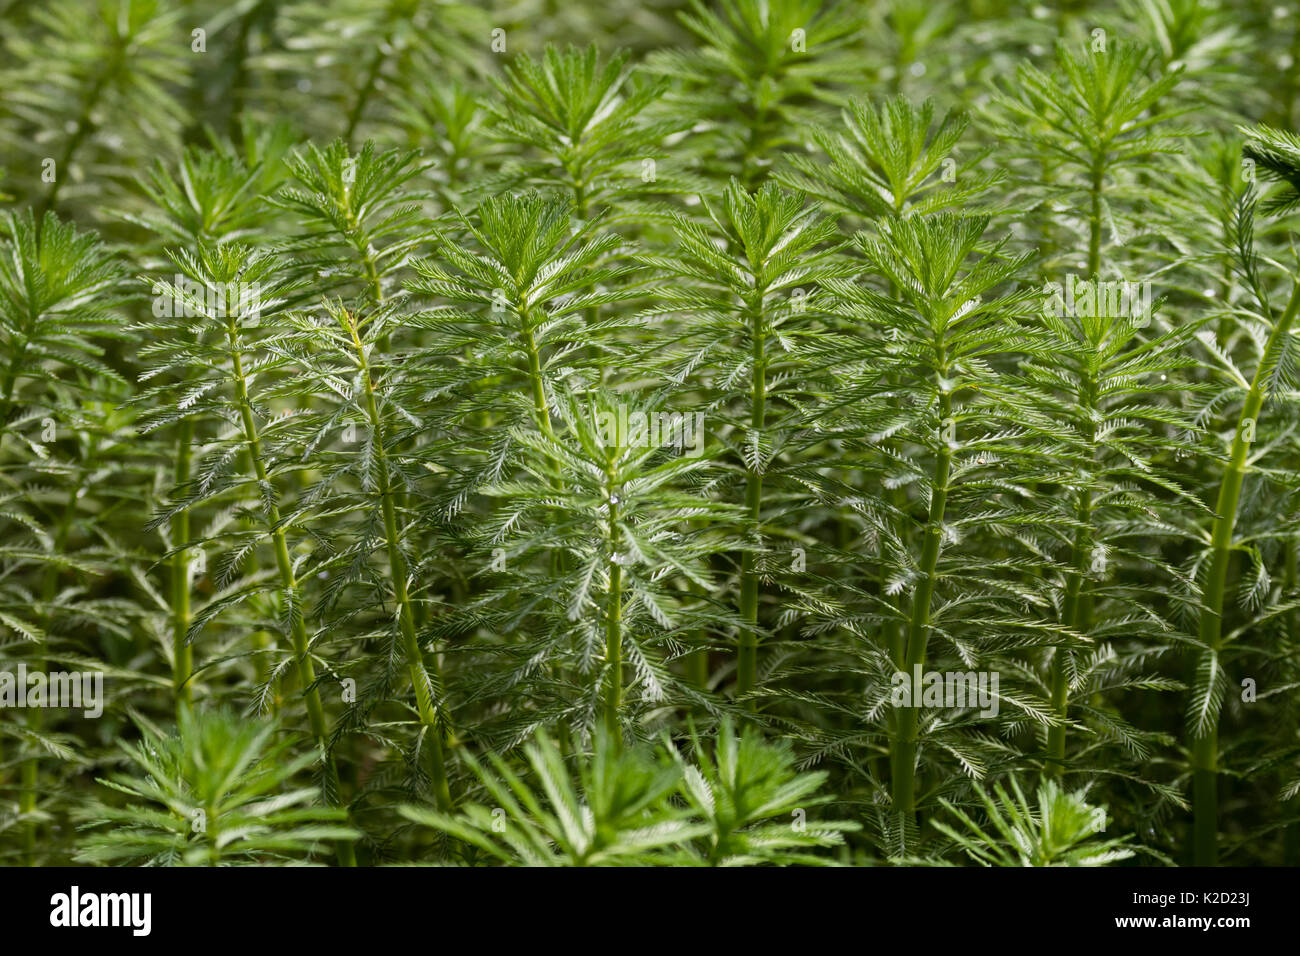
[1,358,25,424]
[21,470,86,864]
[521,315,553,440]
[36,52,117,226]
[318,8,410,215]
[1086,164,1104,282]
[880,253,909,676]
[891,380,952,817]
[883,487,908,669]
[172,418,194,708]
[227,324,356,867]
[344,25,397,147]
[1192,280,1300,865]
[1048,482,1092,775]
[346,232,426,632]
[604,482,624,743]
[1048,161,1105,775]
[735,291,766,701]
[344,192,388,351]
[741,96,771,188]
[1048,382,1099,775]
[223,0,270,142]
[686,643,709,687]
[348,315,452,811]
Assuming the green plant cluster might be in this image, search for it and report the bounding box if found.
[1,0,1299,867]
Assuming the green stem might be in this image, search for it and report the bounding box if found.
[881,263,909,672]
[1087,164,1104,281]
[687,644,709,688]
[223,0,270,142]
[884,487,908,669]
[1049,371,1099,775]
[227,322,356,866]
[741,95,771,188]
[348,234,422,632]
[1048,485,1092,775]
[1191,279,1300,865]
[345,198,388,350]
[1048,162,1105,775]
[36,50,118,225]
[21,457,91,864]
[517,308,575,597]
[348,314,452,811]
[891,384,952,818]
[343,28,394,147]
[604,482,623,742]
[344,59,382,147]
[521,315,553,440]
[172,418,194,708]
[206,797,220,866]
[736,292,766,701]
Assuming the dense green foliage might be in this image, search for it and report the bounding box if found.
[1,0,1299,867]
